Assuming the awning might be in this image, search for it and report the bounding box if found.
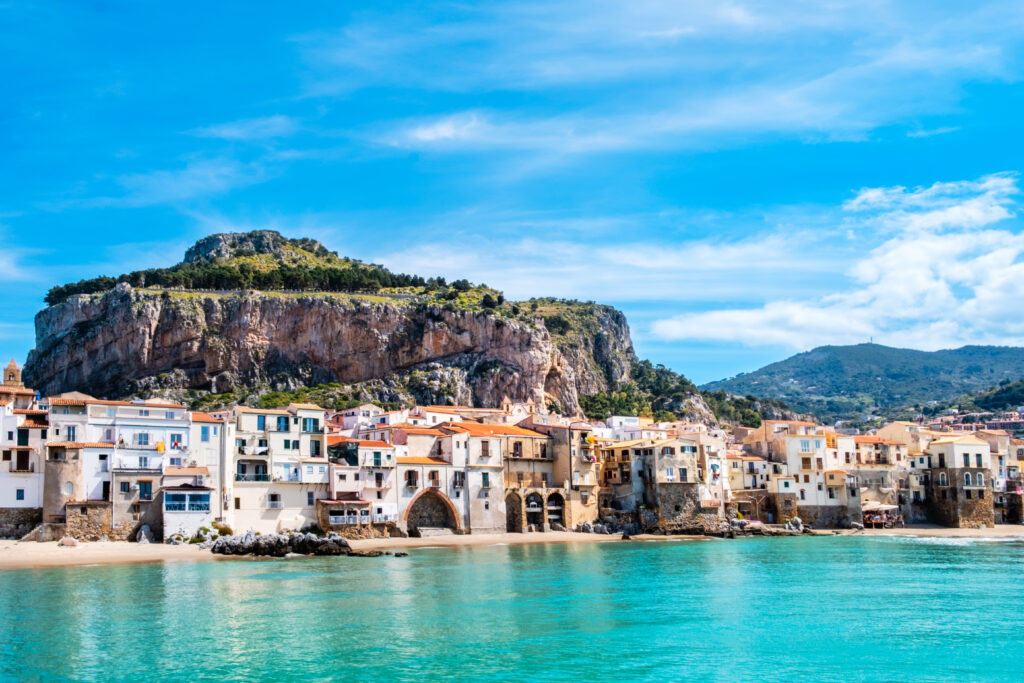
[862,501,898,511]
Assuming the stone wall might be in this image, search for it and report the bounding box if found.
[927,470,995,528]
[650,483,721,534]
[65,502,117,541]
[0,507,42,539]
[796,504,851,528]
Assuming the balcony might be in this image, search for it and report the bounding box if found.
[235,473,270,482]
[373,513,396,523]
[8,462,35,474]
[267,501,283,509]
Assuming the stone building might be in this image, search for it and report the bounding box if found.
[0,363,46,536]
[924,435,995,528]
[517,416,601,529]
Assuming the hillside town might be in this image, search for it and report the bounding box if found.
[1,359,1020,543]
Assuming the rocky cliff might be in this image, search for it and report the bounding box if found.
[24,284,635,414]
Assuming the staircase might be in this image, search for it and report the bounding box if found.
[414,527,455,537]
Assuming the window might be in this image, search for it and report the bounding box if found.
[139,456,149,468]
[169,457,182,466]
[277,416,289,432]
[963,453,970,467]
[170,433,183,446]
[268,493,281,509]
[406,471,418,487]
[257,415,266,430]
[482,472,490,488]
[165,411,175,420]
[201,426,210,442]
[138,481,152,501]
[816,458,823,470]
[63,482,73,496]
[799,490,806,500]
[783,481,790,489]
[965,473,972,486]
[680,467,687,481]
[1,451,8,461]
[976,473,984,487]
[801,457,811,470]
[803,474,810,483]
[15,489,24,501]
[817,483,823,491]
[939,472,948,486]
[373,451,382,467]
[966,489,972,499]
[800,440,811,452]
[481,440,491,457]
[234,497,241,510]
[513,442,522,458]
[139,409,149,417]
[827,487,836,499]
[66,426,76,442]
[137,433,149,446]
[976,453,983,468]
[302,418,320,433]
[120,482,130,493]
[454,471,465,488]
[307,491,315,506]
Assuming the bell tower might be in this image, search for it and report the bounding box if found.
[4,359,24,387]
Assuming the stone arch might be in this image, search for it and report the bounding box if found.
[505,492,524,533]
[525,492,545,527]
[547,492,565,527]
[405,489,460,535]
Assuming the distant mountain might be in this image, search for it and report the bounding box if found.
[703,343,1024,421]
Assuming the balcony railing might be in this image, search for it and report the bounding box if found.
[235,473,270,482]
[267,501,283,509]
[373,513,396,523]
[8,462,35,473]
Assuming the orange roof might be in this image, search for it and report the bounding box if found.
[288,403,324,411]
[190,411,222,423]
[164,466,210,476]
[47,398,86,406]
[0,386,36,396]
[825,469,848,474]
[396,456,449,465]
[46,441,115,449]
[237,407,291,416]
[355,440,392,449]
[327,435,351,446]
[443,422,546,438]
[20,420,48,429]
[88,399,186,409]
[13,409,47,415]
[764,420,817,426]
[399,427,447,436]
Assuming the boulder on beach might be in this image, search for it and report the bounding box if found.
[58,536,78,547]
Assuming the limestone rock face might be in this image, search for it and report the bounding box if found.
[25,284,635,414]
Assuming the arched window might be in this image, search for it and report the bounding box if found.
[939,472,947,486]
[976,473,984,487]
[964,473,972,487]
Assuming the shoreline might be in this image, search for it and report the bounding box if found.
[3,525,1023,570]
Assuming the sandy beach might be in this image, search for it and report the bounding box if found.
[3,525,1023,570]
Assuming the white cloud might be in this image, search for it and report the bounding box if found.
[92,159,267,208]
[651,172,1024,351]
[190,115,299,141]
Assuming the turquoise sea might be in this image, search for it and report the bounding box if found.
[1,536,1022,681]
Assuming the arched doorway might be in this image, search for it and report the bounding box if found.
[406,490,458,536]
[547,492,565,527]
[525,493,545,527]
[505,492,523,533]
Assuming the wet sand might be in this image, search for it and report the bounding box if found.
[4,525,1022,570]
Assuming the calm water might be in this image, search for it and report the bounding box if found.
[1,536,1022,681]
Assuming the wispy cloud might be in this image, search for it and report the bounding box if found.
[651,172,1024,350]
[190,115,299,141]
[82,158,268,208]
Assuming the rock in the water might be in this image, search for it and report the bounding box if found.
[395,552,409,557]
[58,535,78,547]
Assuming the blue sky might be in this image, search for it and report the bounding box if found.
[2,1,1024,385]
